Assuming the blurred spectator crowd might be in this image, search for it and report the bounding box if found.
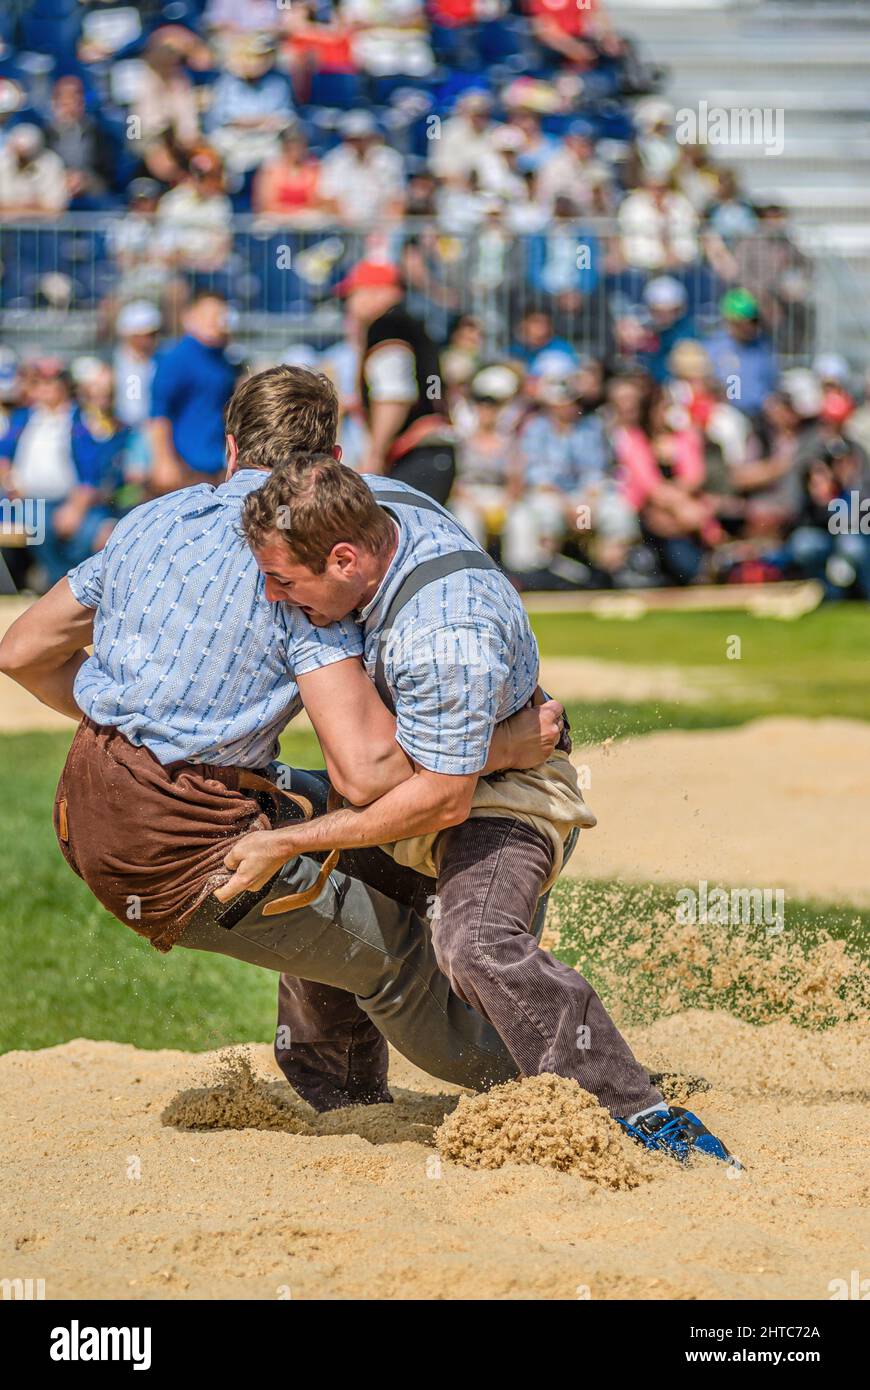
[0,0,867,598]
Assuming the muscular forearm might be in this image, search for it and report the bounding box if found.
[2,650,87,719]
[273,769,471,857]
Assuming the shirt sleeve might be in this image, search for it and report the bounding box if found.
[278,605,364,676]
[388,619,507,775]
[149,351,181,421]
[67,550,104,609]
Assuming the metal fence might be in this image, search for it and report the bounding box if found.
[0,212,839,365]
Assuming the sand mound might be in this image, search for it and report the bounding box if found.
[435,1074,650,1188]
[568,717,870,904]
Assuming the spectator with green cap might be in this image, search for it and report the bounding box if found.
[705,288,778,420]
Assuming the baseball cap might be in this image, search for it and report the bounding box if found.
[471,365,521,402]
[720,287,759,321]
[116,300,161,336]
[644,275,687,312]
[335,260,401,296]
[340,110,378,139]
[812,352,850,386]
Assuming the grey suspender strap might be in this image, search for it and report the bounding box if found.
[372,549,498,715]
[374,487,451,516]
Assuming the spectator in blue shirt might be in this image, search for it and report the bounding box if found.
[503,376,634,577]
[639,275,697,383]
[705,288,779,420]
[148,291,238,493]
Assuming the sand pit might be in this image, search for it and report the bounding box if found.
[2,1010,868,1301]
[568,716,870,905]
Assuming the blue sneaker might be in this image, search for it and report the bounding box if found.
[618,1106,742,1168]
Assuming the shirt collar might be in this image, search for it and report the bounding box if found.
[356,515,402,623]
[216,468,270,498]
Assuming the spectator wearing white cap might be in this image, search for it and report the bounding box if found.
[0,123,68,219]
[113,302,161,430]
[639,275,695,383]
[318,111,406,226]
[450,365,522,549]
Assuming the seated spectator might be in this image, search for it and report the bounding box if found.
[204,0,283,38]
[535,117,613,215]
[509,108,557,178]
[205,38,293,191]
[282,2,358,101]
[105,178,166,306]
[510,309,578,381]
[132,32,201,187]
[617,171,699,272]
[147,291,237,493]
[609,378,710,583]
[252,119,322,220]
[340,0,436,77]
[503,375,632,579]
[155,147,233,273]
[43,75,118,211]
[69,358,131,523]
[0,360,115,588]
[318,110,406,227]
[428,89,498,185]
[450,364,521,548]
[0,124,68,220]
[722,385,803,538]
[705,288,778,420]
[638,275,696,382]
[673,141,721,214]
[625,98,680,186]
[706,168,758,245]
[788,406,870,600]
[526,0,601,73]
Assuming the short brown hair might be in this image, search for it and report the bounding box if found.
[225,365,339,468]
[242,455,395,573]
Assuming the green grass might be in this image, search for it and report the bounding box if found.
[532,605,870,724]
[1,604,866,1053]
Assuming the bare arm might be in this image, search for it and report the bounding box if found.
[147,417,186,494]
[0,579,93,719]
[299,658,565,806]
[215,698,565,900]
[296,658,413,806]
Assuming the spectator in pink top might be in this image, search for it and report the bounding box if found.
[608,376,711,583]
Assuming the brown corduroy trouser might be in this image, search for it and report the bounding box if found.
[275,818,662,1119]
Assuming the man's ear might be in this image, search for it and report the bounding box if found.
[332,444,343,462]
[331,542,358,573]
[225,432,239,477]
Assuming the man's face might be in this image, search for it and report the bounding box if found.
[253,534,364,626]
[185,297,229,347]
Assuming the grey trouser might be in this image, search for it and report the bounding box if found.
[177,842,519,1096]
[272,818,662,1120]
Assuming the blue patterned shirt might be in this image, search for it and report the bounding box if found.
[357,476,539,775]
[67,471,362,767]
